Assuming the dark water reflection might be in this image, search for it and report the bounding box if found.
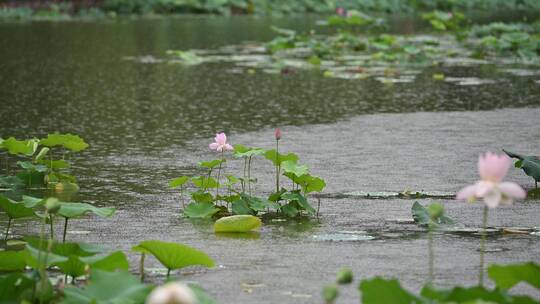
[0,16,539,203]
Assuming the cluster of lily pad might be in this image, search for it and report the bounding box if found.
[322,150,538,303]
[0,133,218,304]
[322,261,540,304]
[170,130,326,221]
[158,11,540,84]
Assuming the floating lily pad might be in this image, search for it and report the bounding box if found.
[312,233,374,242]
[444,77,497,86]
[214,215,262,233]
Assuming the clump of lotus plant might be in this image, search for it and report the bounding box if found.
[456,152,526,286]
[170,129,326,220]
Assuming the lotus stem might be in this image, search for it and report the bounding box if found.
[139,253,146,282]
[428,225,434,285]
[242,157,247,193]
[49,214,54,239]
[479,206,488,286]
[166,268,171,278]
[203,169,212,192]
[4,217,12,241]
[275,140,280,193]
[62,217,69,243]
[216,151,224,201]
[4,155,8,175]
[37,213,47,304]
[180,186,185,209]
[248,156,253,196]
[316,198,321,220]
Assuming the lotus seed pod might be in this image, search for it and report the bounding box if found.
[322,284,339,304]
[336,267,353,284]
[45,198,61,214]
[427,203,444,221]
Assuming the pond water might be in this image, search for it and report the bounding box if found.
[1,16,539,303]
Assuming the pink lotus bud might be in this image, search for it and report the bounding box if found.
[275,128,281,141]
[336,7,346,16]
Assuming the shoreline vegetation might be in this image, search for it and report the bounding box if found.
[1,0,540,21]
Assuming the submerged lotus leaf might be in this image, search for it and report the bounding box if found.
[488,262,540,290]
[40,133,89,152]
[313,233,374,242]
[62,270,152,304]
[132,240,215,271]
[214,215,262,233]
[0,195,36,219]
[183,202,219,219]
[0,250,28,271]
[57,202,115,219]
[169,176,189,188]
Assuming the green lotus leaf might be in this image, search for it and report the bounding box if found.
[198,159,224,169]
[58,202,115,219]
[264,149,299,166]
[282,191,315,214]
[169,176,189,188]
[233,144,266,158]
[40,133,89,152]
[0,194,36,219]
[359,277,421,304]
[17,161,48,172]
[412,202,456,227]
[183,202,219,219]
[24,245,69,268]
[39,159,70,170]
[488,262,540,290]
[0,272,36,303]
[214,215,261,233]
[62,270,152,304]
[191,191,214,204]
[57,251,129,278]
[281,160,309,177]
[0,250,28,271]
[132,240,215,271]
[504,150,540,182]
[280,202,299,217]
[191,176,219,189]
[1,137,35,156]
[21,195,45,208]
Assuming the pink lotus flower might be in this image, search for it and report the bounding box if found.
[146,282,195,304]
[275,128,281,141]
[336,7,346,16]
[209,132,233,152]
[456,152,526,208]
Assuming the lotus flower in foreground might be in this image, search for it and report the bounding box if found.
[146,282,195,304]
[456,152,526,208]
